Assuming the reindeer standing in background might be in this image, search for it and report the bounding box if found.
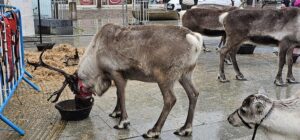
[181,4,238,64]
[218,8,300,86]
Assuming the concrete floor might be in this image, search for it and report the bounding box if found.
[2,8,300,140]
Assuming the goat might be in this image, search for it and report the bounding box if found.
[228,89,300,140]
[77,23,203,138]
[218,8,300,86]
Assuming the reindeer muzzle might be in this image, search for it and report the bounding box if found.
[75,79,93,100]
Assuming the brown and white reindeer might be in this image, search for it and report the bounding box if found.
[228,89,300,140]
[181,4,238,65]
[218,8,300,86]
[76,24,203,138]
[182,4,238,51]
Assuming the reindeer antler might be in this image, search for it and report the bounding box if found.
[27,49,79,103]
[63,48,80,66]
[47,80,68,103]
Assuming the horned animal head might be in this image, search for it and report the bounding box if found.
[227,89,273,129]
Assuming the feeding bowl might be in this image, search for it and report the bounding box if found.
[55,98,93,121]
[36,43,55,51]
[237,44,256,54]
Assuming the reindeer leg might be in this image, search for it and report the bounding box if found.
[216,35,232,65]
[202,41,211,52]
[218,46,230,82]
[217,35,225,50]
[143,81,176,138]
[109,94,121,118]
[230,48,246,81]
[110,71,130,129]
[275,40,289,86]
[174,72,199,136]
[286,45,298,84]
[225,53,232,65]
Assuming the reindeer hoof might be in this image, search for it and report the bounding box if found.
[287,78,299,84]
[113,119,130,129]
[236,75,247,81]
[273,51,279,56]
[274,79,287,87]
[218,76,229,83]
[203,48,211,52]
[142,130,160,139]
[174,127,192,136]
[109,111,121,118]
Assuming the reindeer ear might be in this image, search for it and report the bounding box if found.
[254,102,265,114]
[258,87,266,95]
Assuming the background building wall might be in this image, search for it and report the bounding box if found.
[6,0,35,36]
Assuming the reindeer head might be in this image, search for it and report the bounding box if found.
[27,50,90,103]
[227,89,273,129]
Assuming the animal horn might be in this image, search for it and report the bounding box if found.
[27,49,78,102]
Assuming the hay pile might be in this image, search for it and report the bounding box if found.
[25,44,85,83]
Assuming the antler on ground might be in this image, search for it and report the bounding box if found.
[27,49,78,102]
[63,48,80,66]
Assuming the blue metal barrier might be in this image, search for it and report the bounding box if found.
[0,5,40,136]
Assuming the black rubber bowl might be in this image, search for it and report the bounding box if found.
[36,43,55,51]
[55,98,93,121]
[237,44,256,54]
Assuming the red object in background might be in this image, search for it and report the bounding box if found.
[109,0,122,5]
[80,0,94,5]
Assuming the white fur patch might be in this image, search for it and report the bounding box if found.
[146,131,161,137]
[176,127,192,135]
[186,32,203,64]
[116,119,130,128]
[178,10,187,20]
[110,111,121,117]
[186,32,203,52]
[262,109,300,140]
[219,12,229,25]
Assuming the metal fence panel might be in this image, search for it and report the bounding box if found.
[0,4,40,136]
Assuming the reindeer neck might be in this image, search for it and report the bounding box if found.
[260,108,300,139]
[78,52,100,80]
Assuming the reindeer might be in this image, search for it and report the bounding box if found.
[228,89,300,140]
[218,8,300,86]
[78,23,204,138]
[30,24,203,138]
[182,4,238,52]
[181,4,238,65]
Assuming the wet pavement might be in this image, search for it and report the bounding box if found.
[2,8,300,140]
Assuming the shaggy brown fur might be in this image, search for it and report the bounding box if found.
[218,8,300,86]
[78,24,203,138]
